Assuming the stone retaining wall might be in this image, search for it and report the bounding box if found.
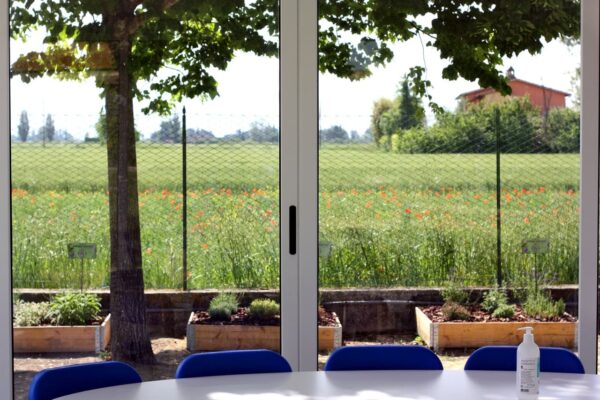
[16,286,584,339]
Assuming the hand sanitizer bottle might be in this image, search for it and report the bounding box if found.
[517,327,540,399]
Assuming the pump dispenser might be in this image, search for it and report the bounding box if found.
[517,327,540,399]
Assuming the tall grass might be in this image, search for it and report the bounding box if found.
[10,143,580,289]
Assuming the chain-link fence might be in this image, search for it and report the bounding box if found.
[319,101,579,291]
[11,110,279,290]
[11,98,580,290]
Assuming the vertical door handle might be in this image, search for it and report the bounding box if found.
[289,206,296,255]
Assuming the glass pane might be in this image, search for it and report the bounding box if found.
[10,1,279,397]
[317,1,580,370]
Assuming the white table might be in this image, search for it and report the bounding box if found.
[57,370,600,399]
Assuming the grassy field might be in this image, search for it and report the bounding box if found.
[10,143,579,289]
[12,143,579,191]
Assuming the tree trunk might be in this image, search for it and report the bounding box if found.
[104,14,154,363]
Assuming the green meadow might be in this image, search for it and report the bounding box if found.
[11,143,579,289]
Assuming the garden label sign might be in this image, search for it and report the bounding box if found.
[68,243,97,259]
[68,243,96,291]
[522,239,549,254]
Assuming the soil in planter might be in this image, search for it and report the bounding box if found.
[421,305,576,323]
[318,306,340,327]
[191,307,339,327]
[191,308,280,326]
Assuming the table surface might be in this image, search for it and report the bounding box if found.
[57,370,600,400]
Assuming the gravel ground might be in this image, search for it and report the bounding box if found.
[14,338,187,400]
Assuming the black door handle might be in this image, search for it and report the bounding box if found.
[289,206,296,255]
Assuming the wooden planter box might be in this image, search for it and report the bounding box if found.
[186,312,342,352]
[13,314,111,353]
[416,307,577,351]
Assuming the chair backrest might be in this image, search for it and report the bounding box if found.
[29,361,142,400]
[540,347,585,374]
[464,346,584,374]
[175,349,292,379]
[464,346,517,371]
[324,345,444,371]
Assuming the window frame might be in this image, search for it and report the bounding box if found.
[578,0,600,374]
[1,0,13,397]
[0,2,598,399]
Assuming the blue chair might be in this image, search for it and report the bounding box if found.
[464,346,584,374]
[175,349,292,379]
[324,345,444,371]
[29,361,142,400]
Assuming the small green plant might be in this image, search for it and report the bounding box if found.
[441,283,469,306]
[481,288,509,313]
[12,292,21,305]
[248,298,280,321]
[97,350,112,361]
[413,336,425,346]
[13,301,51,327]
[441,302,470,321]
[47,292,101,326]
[208,293,239,321]
[523,292,565,319]
[492,303,515,319]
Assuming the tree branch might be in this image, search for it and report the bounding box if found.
[161,0,181,11]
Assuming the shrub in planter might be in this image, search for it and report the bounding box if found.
[187,298,341,352]
[47,292,102,326]
[523,292,565,319]
[441,302,470,321]
[13,293,109,353]
[248,299,280,321]
[208,293,239,321]
[441,283,469,306]
[13,301,51,327]
[481,289,508,314]
[492,303,515,319]
[416,287,576,351]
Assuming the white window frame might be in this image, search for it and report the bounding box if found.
[1,0,13,397]
[281,0,319,371]
[297,0,319,371]
[0,2,598,398]
[280,0,301,370]
[578,0,599,374]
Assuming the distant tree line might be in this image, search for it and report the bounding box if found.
[148,116,278,144]
[15,111,74,143]
[371,95,580,154]
[149,114,376,144]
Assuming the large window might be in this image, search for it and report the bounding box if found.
[317,1,583,370]
[0,1,598,399]
[9,1,281,397]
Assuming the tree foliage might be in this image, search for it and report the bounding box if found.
[370,77,425,144]
[318,0,579,107]
[39,114,55,143]
[17,110,29,143]
[385,98,579,154]
[247,122,279,143]
[152,115,182,143]
[370,98,394,146]
[320,125,349,143]
[397,79,423,130]
[95,108,107,144]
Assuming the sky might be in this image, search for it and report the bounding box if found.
[9,29,579,140]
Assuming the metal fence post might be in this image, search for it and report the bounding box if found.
[494,107,502,287]
[182,107,188,291]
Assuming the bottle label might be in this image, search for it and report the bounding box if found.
[519,358,540,394]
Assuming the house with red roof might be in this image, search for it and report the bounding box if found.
[457,67,570,114]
